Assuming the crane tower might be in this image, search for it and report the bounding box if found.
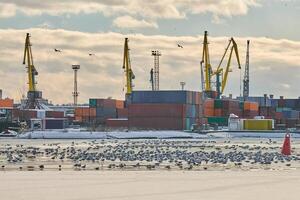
[72,65,80,106]
[243,40,250,98]
[21,33,45,109]
[151,50,161,91]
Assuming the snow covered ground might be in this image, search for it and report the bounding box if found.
[15,129,300,139]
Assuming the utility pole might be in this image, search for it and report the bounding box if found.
[151,50,161,91]
[72,65,80,106]
[180,82,186,90]
[243,40,250,99]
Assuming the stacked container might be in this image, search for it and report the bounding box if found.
[125,90,202,130]
[243,101,259,118]
[75,99,124,124]
[74,107,96,123]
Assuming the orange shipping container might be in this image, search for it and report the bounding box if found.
[244,101,259,111]
[75,107,96,117]
[204,108,214,117]
[75,107,83,117]
[204,99,214,109]
[214,109,222,117]
[115,100,124,109]
[81,108,96,117]
[75,116,82,122]
[0,98,14,108]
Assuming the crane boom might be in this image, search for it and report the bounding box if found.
[23,33,38,92]
[122,38,135,95]
[201,31,212,92]
[221,38,241,93]
[212,38,241,97]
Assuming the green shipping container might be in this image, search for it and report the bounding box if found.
[276,107,292,112]
[214,99,223,109]
[239,101,244,110]
[185,118,190,130]
[207,117,228,126]
[89,99,97,107]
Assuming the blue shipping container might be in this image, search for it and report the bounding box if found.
[131,91,190,104]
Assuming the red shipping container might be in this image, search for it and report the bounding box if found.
[129,117,183,130]
[117,108,128,118]
[243,110,258,119]
[278,99,285,107]
[128,104,183,118]
[275,112,283,120]
[75,116,82,122]
[214,109,222,117]
[106,118,128,127]
[96,99,116,108]
[204,99,214,109]
[14,110,37,120]
[204,108,214,117]
[46,111,64,118]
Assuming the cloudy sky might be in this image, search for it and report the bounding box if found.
[0,0,300,104]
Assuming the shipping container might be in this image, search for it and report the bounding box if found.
[13,109,37,121]
[0,98,14,108]
[128,104,184,118]
[89,99,97,107]
[106,118,128,128]
[204,108,214,117]
[116,100,125,109]
[129,117,184,130]
[207,117,228,126]
[243,110,258,119]
[243,119,272,130]
[89,98,124,109]
[244,101,259,111]
[75,107,96,117]
[46,111,65,118]
[238,96,271,107]
[44,118,67,129]
[96,107,117,118]
[117,108,128,118]
[131,90,201,105]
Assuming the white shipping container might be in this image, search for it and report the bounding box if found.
[37,110,46,119]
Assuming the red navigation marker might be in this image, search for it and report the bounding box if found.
[281,133,291,156]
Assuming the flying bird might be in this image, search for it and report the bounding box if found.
[89,53,95,56]
[177,44,183,48]
[54,48,62,52]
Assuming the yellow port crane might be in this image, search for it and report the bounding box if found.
[122,38,135,95]
[201,31,213,93]
[22,33,44,109]
[212,37,241,98]
[23,33,38,92]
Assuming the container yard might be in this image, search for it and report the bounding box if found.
[0,31,300,134]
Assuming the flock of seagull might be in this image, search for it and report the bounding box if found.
[0,139,299,171]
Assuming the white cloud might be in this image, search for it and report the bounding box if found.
[113,16,158,29]
[0,28,299,104]
[0,0,260,25]
[0,3,16,18]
